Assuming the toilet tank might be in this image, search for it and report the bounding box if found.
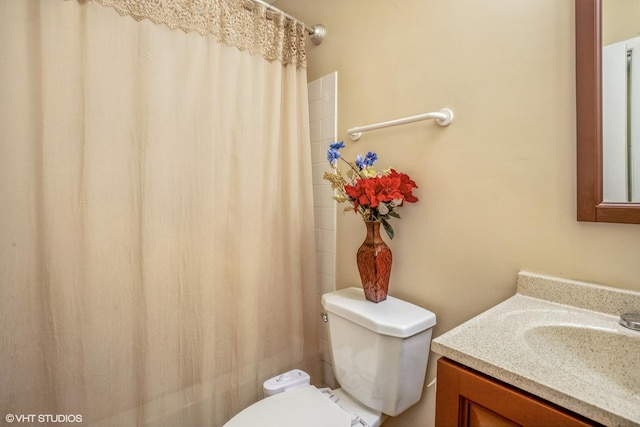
[321,287,436,417]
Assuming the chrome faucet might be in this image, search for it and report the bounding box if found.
[620,313,640,331]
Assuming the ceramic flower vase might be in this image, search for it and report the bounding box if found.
[356,221,392,303]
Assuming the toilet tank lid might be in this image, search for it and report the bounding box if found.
[321,288,436,338]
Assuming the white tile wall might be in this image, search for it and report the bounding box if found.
[308,71,338,388]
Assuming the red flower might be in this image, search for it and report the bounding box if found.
[388,169,419,203]
[373,175,403,204]
[345,180,371,209]
[362,178,383,208]
[345,171,418,212]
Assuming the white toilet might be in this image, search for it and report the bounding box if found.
[224,287,437,427]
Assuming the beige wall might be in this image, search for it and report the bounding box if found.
[279,0,640,424]
[602,0,640,45]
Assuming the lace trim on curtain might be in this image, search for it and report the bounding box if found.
[86,0,307,68]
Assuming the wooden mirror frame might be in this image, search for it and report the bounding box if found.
[576,0,640,223]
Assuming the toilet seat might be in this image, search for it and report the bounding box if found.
[223,385,352,427]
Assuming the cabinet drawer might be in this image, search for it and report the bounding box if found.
[435,358,602,427]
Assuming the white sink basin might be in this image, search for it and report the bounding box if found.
[523,325,640,399]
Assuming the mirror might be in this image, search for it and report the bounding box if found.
[576,0,640,223]
[601,1,640,203]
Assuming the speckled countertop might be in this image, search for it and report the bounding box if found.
[432,272,640,427]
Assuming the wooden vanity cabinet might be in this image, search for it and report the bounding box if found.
[435,358,603,427]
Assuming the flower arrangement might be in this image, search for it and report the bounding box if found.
[323,141,419,239]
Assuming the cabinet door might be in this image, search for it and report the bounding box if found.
[435,358,602,427]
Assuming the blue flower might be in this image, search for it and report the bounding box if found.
[327,148,341,165]
[327,141,345,165]
[364,151,378,166]
[355,151,378,169]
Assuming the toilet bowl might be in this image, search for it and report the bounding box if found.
[223,288,436,427]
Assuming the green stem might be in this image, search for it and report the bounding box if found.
[339,157,366,180]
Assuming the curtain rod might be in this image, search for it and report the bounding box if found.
[249,0,325,45]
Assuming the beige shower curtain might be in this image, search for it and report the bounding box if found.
[0,1,318,425]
